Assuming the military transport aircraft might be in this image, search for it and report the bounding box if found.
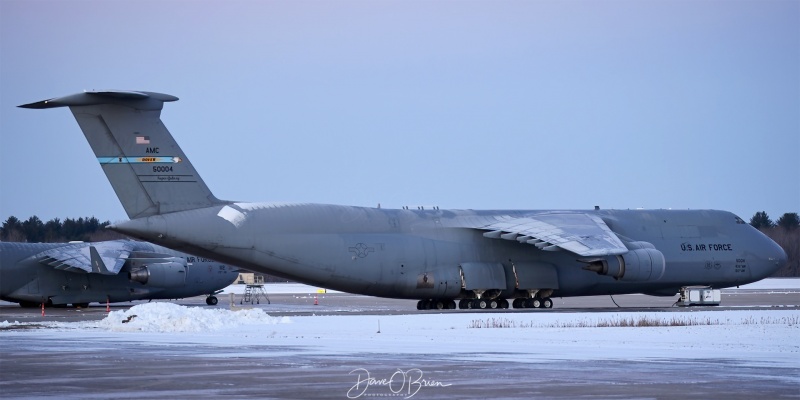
[19,90,788,310]
[0,239,237,307]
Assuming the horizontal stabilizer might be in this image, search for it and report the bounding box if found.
[18,90,178,110]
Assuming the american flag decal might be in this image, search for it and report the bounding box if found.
[136,136,150,144]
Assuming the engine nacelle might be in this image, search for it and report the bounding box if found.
[582,243,665,282]
[618,248,666,282]
[129,262,187,288]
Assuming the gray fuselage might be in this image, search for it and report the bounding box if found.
[113,204,787,300]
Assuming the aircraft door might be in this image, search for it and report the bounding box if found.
[513,261,559,290]
[460,262,506,291]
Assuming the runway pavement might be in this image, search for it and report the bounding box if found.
[2,339,796,400]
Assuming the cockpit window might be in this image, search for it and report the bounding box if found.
[734,216,746,224]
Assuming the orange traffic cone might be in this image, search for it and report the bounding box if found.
[41,302,45,317]
[106,297,110,312]
[314,295,319,305]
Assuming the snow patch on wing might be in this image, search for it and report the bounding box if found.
[217,205,247,227]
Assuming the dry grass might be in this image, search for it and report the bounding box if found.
[468,315,800,329]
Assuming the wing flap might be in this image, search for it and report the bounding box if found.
[477,212,628,257]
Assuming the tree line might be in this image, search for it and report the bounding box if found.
[0,215,128,243]
[2,212,799,277]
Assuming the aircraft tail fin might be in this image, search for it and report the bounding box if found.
[20,90,225,219]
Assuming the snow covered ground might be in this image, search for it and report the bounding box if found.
[734,278,800,290]
[2,303,798,367]
[219,282,343,295]
[1,282,798,398]
[2,278,798,364]
[6,303,800,368]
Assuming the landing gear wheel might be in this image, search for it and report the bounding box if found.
[473,299,488,309]
[498,299,509,309]
[458,299,469,309]
[512,299,523,308]
[542,297,553,309]
[447,300,457,309]
[488,300,498,309]
[417,299,432,310]
[206,296,219,306]
[524,298,538,308]
[434,300,445,310]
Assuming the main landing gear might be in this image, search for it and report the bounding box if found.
[458,298,510,309]
[416,299,457,310]
[511,297,553,309]
[416,296,553,310]
[416,298,513,310]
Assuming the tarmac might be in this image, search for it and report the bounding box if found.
[1,287,798,399]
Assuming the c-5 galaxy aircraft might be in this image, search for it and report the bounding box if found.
[20,90,788,310]
[0,239,237,307]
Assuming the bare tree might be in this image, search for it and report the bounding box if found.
[87,229,129,242]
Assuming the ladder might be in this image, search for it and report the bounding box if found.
[241,284,270,305]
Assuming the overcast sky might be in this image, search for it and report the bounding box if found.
[1,0,797,224]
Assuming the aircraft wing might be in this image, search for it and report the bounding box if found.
[477,212,628,257]
[36,241,135,275]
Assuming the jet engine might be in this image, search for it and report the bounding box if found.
[581,241,665,282]
[128,261,187,287]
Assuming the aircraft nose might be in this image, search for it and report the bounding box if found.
[219,270,239,287]
[772,245,788,271]
[755,234,787,279]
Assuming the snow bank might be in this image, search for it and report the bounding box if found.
[93,302,290,333]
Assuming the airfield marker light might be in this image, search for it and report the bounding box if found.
[314,295,319,305]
